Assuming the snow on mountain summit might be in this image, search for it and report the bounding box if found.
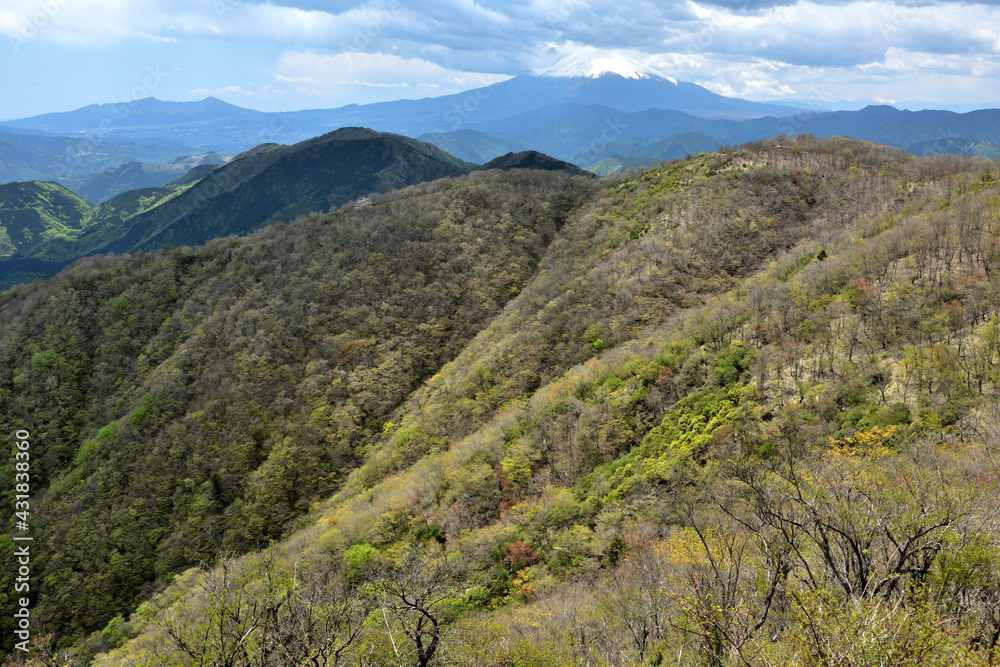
[534,52,677,84]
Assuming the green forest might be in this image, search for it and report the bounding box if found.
[0,128,474,289]
[4,135,1000,665]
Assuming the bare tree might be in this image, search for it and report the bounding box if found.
[365,547,468,667]
[151,547,369,666]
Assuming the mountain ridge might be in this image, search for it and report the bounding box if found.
[0,128,481,287]
[6,136,1000,665]
[4,89,997,178]
[0,68,800,155]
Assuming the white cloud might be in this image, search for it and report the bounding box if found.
[671,0,1000,67]
[6,0,999,76]
[0,0,149,44]
[271,51,512,102]
[189,83,283,98]
[3,0,1000,113]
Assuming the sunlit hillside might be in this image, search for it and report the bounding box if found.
[4,135,1000,666]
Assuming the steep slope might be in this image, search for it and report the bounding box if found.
[0,183,185,288]
[86,138,1000,666]
[0,181,92,257]
[20,186,177,265]
[98,127,475,253]
[0,169,592,654]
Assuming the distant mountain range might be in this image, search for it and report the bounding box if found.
[0,125,195,186]
[0,130,585,288]
[1,51,998,187]
[1,55,797,153]
[422,103,1000,168]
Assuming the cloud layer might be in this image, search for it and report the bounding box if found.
[2,0,999,116]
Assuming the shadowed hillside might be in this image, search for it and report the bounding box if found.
[0,128,475,288]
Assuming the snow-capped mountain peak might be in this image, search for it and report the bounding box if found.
[534,51,677,84]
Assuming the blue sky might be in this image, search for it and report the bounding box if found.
[1,0,999,119]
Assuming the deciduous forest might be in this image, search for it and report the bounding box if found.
[4,135,1000,665]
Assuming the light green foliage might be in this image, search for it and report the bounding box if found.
[344,543,377,569]
[0,181,93,260]
[500,449,533,489]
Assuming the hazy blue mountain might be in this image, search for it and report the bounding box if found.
[476,104,1000,164]
[3,61,998,178]
[1,55,799,152]
[574,131,722,168]
[581,132,723,174]
[464,104,722,162]
[504,54,798,119]
[718,105,1000,146]
[6,96,266,135]
[270,55,799,140]
[0,127,196,187]
[634,132,722,159]
[75,153,228,204]
[417,130,533,163]
[2,97,272,155]
[903,137,1000,159]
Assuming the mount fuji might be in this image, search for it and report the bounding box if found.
[2,52,798,152]
[289,52,799,137]
[535,52,676,80]
[516,52,793,119]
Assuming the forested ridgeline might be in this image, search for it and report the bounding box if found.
[0,168,592,656]
[7,136,1000,665]
[0,128,477,289]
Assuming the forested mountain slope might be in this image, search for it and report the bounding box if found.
[0,182,92,258]
[0,128,473,288]
[5,136,1000,666]
[0,169,590,654]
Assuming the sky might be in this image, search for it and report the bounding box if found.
[1,0,999,119]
